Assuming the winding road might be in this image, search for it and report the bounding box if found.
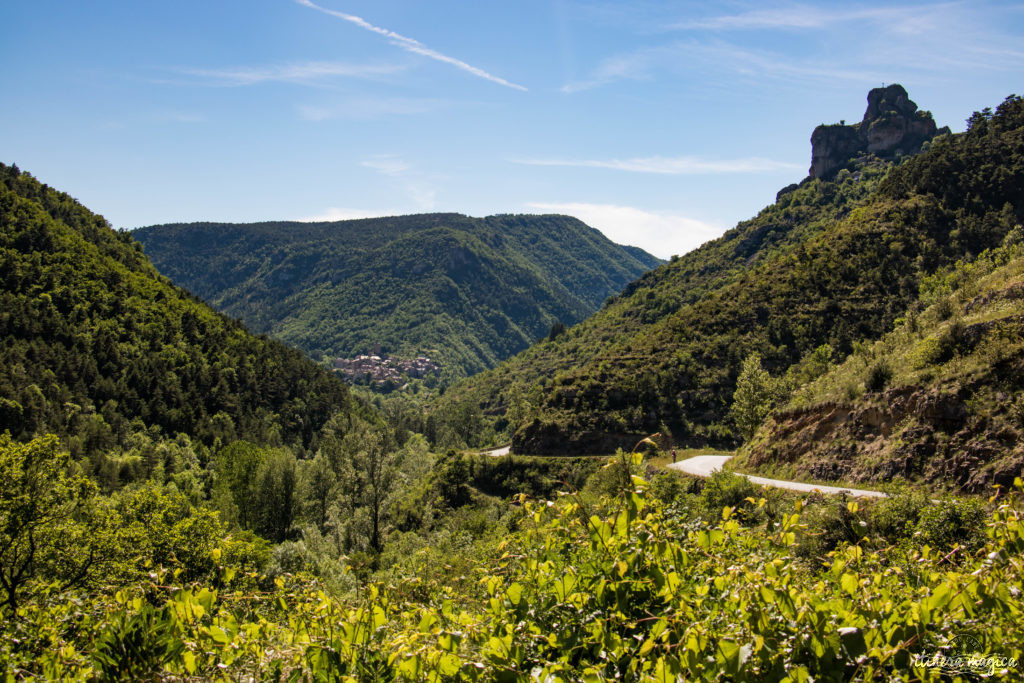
[668,454,888,499]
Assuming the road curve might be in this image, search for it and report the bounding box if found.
[668,454,887,499]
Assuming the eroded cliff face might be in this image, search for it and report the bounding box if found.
[809,84,949,178]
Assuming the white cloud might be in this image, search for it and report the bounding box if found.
[514,154,801,174]
[295,0,528,91]
[297,207,402,222]
[527,202,723,259]
[178,61,402,86]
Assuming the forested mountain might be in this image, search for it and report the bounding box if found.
[444,90,1024,455]
[134,214,662,378]
[0,162,368,466]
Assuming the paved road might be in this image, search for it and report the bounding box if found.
[668,454,887,499]
[482,445,511,457]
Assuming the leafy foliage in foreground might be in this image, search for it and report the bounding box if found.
[0,162,367,465]
[446,94,1024,454]
[6,449,1022,681]
[134,213,661,379]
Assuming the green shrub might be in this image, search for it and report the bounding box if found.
[795,497,867,561]
[91,603,184,680]
[915,498,987,551]
[699,470,758,521]
[865,359,892,392]
[584,451,642,500]
[870,489,929,540]
[648,471,698,504]
[933,296,955,320]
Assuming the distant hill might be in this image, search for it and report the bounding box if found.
[0,162,367,464]
[733,239,1024,493]
[442,89,1024,455]
[134,214,662,379]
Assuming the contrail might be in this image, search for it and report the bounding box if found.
[295,0,527,91]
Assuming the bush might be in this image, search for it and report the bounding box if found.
[865,359,892,392]
[795,497,868,562]
[648,471,698,504]
[870,489,928,541]
[915,498,987,551]
[91,603,184,680]
[584,451,642,500]
[699,470,758,521]
[933,296,955,320]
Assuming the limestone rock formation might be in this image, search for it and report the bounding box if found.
[809,84,950,178]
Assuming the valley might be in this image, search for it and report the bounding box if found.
[2,86,1023,680]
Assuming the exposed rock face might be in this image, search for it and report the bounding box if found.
[809,84,949,179]
[745,378,1024,494]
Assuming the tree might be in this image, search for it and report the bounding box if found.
[353,431,396,553]
[0,434,100,609]
[730,354,785,441]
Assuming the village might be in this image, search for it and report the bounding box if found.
[332,353,441,388]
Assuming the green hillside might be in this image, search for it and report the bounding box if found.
[133,214,661,378]
[733,237,1024,493]
[0,162,367,466]
[444,92,1024,454]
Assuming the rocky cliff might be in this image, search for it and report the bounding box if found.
[809,84,949,178]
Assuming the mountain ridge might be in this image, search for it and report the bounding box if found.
[134,213,662,378]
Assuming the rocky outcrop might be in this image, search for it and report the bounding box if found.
[809,84,950,179]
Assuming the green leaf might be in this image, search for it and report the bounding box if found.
[506,582,523,606]
[841,573,859,596]
[438,652,461,676]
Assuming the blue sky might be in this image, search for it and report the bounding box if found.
[2,1,1022,258]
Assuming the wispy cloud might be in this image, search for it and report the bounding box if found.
[362,157,414,176]
[295,0,527,91]
[670,4,948,32]
[361,156,437,210]
[527,201,723,258]
[561,39,890,93]
[514,154,800,174]
[298,97,449,121]
[178,61,403,86]
[564,2,1024,93]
